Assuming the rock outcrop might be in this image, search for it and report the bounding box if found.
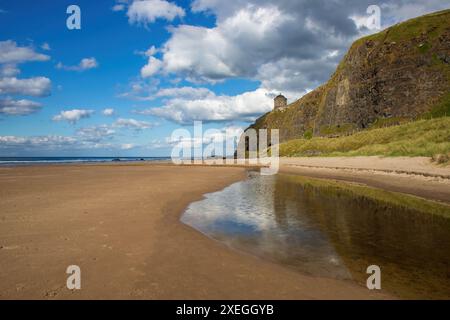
[248,9,450,143]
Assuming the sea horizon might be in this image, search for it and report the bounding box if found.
[0,156,172,166]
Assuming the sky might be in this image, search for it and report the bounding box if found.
[0,0,448,156]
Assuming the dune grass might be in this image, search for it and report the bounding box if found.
[279,117,450,158]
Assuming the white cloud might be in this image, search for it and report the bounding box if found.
[141,0,450,95]
[56,57,98,72]
[113,118,153,130]
[156,86,214,99]
[41,42,51,51]
[0,76,51,97]
[0,40,50,64]
[127,0,185,25]
[145,45,158,57]
[0,134,118,152]
[124,1,450,126]
[140,87,273,124]
[0,41,51,118]
[0,122,152,153]
[102,108,115,116]
[79,58,98,69]
[167,124,245,156]
[0,64,20,77]
[256,56,340,101]
[112,4,126,12]
[159,5,291,82]
[76,125,116,142]
[121,143,135,150]
[0,98,42,115]
[52,109,94,124]
[135,45,158,57]
[141,56,163,78]
[0,135,77,149]
[117,79,160,101]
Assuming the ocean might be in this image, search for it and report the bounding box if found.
[0,157,171,166]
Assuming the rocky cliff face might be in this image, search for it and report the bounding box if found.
[249,9,450,143]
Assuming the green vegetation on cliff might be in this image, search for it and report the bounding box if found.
[278,117,450,158]
[249,9,450,145]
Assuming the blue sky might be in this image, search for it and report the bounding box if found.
[0,0,448,156]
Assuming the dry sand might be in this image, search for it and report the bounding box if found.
[0,163,392,299]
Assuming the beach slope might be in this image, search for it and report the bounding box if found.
[0,164,389,299]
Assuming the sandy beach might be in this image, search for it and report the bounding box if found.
[0,162,400,300]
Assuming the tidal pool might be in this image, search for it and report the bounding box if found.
[181,172,450,299]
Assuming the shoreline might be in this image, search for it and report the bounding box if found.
[279,157,450,205]
[2,156,448,299]
[0,163,392,299]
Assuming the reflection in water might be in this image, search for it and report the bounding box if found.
[181,172,450,299]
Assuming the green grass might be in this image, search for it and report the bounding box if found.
[278,117,450,157]
[319,123,356,136]
[281,175,450,218]
[417,42,431,54]
[421,91,450,119]
[303,129,313,139]
[368,117,410,129]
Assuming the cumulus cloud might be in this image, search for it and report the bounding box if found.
[156,86,214,99]
[102,108,115,116]
[0,65,20,77]
[56,57,98,72]
[113,118,154,130]
[155,3,352,84]
[41,42,51,51]
[138,88,273,124]
[0,134,122,152]
[0,41,51,117]
[168,124,244,145]
[0,98,42,115]
[120,143,135,150]
[256,55,341,100]
[129,0,449,124]
[0,76,51,97]
[126,0,185,24]
[148,1,449,85]
[145,46,158,57]
[167,124,245,156]
[0,135,78,150]
[0,40,50,64]
[135,45,158,57]
[0,119,154,153]
[52,109,94,124]
[76,125,116,142]
[112,4,126,12]
[141,56,163,78]
[118,78,160,100]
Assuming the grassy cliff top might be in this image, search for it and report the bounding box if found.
[252,9,450,150]
[279,117,450,158]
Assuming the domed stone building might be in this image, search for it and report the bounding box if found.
[274,94,287,110]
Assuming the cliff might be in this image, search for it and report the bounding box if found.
[248,9,450,143]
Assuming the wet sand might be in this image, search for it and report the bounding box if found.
[0,163,390,299]
[280,157,450,204]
